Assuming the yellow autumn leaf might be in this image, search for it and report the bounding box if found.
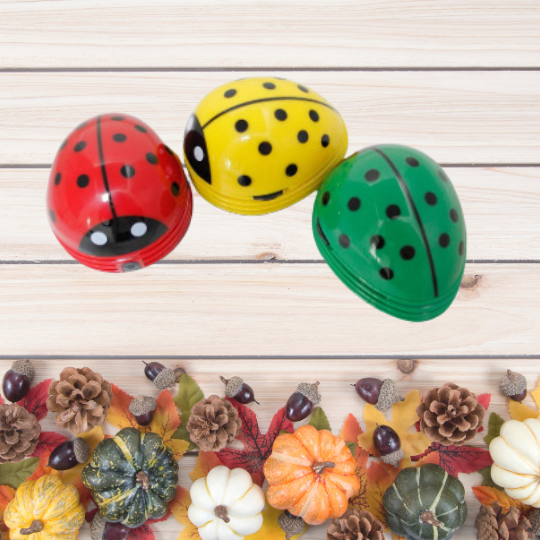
[245,498,305,540]
[357,390,431,465]
[190,451,222,482]
[509,380,540,421]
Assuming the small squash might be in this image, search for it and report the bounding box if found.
[490,418,540,506]
[81,427,178,528]
[383,463,467,540]
[188,465,265,540]
[4,475,85,540]
[263,424,360,525]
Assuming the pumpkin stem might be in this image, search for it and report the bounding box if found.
[214,505,231,524]
[313,461,335,475]
[20,520,43,535]
[420,511,442,527]
[135,470,150,490]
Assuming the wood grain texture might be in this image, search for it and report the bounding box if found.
[0,1,539,68]
[4,357,539,540]
[1,167,539,262]
[0,263,537,356]
[1,71,539,165]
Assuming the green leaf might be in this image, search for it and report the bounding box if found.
[479,466,503,490]
[346,441,357,455]
[0,458,39,489]
[172,374,205,451]
[308,407,331,432]
[484,412,505,446]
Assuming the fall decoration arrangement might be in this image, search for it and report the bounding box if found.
[47,367,113,434]
[3,360,538,540]
[417,382,486,445]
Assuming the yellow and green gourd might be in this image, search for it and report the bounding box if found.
[81,427,178,528]
[3,475,85,540]
[383,463,467,540]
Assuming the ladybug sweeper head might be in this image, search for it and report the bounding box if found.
[47,114,192,272]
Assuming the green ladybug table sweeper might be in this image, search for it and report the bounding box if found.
[312,145,466,322]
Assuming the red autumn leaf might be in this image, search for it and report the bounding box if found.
[31,431,67,458]
[127,511,172,540]
[216,399,293,486]
[19,379,52,421]
[411,442,493,476]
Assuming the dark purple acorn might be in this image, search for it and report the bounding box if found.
[373,424,403,468]
[91,512,130,540]
[48,437,90,471]
[142,361,185,390]
[220,376,259,405]
[2,359,34,402]
[286,382,321,422]
[500,370,527,402]
[352,377,404,412]
[129,395,157,426]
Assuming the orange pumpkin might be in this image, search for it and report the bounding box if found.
[263,425,360,525]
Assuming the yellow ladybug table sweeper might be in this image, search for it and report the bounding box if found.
[183,77,348,215]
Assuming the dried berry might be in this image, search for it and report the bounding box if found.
[352,377,404,412]
[48,437,90,471]
[373,424,403,468]
[142,361,185,390]
[220,376,259,405]
[129,395,157,426]
[286,382,321,422]
[3,359,34,403]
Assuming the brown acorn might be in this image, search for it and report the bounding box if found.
[90,512,130,540]
[500,370,527,402]
[3,359,34,402]
[278,510,305,540]
[220,376,259,405]
[373,424,404,468]
[352,377,404,412]
[48,437,90,470]
[129,395,157,426]
[142,362,185,390]
[286,382,321,422]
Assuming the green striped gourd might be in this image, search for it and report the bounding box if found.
[81,427,178,528]
[383,463,467,540]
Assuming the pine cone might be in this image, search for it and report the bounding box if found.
[186,395,241,452]
[47,367,113,435]
[0,403,41,463]
[475,502,532,540]
[326,508,384,540]
[417,382,486,446]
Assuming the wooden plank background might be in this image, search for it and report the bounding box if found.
[1,1,539,539]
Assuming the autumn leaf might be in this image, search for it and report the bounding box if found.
[27,452,57,481]
[0,485,15,519]
[18,379,51,421]
[357,390,431,465]
[473,486,531,515]
[484,412,505,446]
[245,496,305,540]
[172,374,204,451]
[107,384,189,460]
[411,443,493,477]
[190,451,222,482]
[31,431,67,458]
[509,379,540,421]
[0,458,40,489]
[170,485,202,540]
[308,407,331,432]
[216,399,293,486]
[127,511,172,540]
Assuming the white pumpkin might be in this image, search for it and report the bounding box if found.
[490,417,540,506]
[188,465,265,540]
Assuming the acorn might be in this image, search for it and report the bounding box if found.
[142,361,185,390]
[500,369,527,402]
[352,377,404,412]
[129,395,157,426]
[2,359,34,402]
[286,382,321,422]
[278,510,305,540]
[220,376,259,405]
[48,437,90,471]
[373,424,403,468]
[90,512,130,540]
